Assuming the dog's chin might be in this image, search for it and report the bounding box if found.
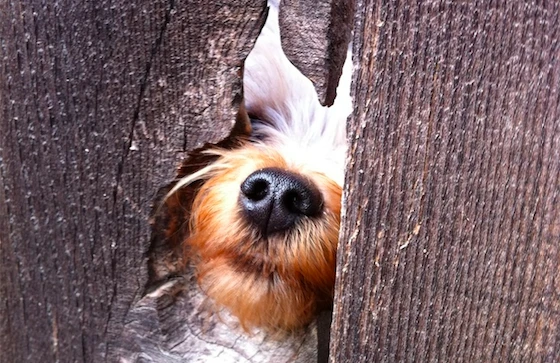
[184,145,341,331]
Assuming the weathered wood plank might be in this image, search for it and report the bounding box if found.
[332,0,560,361]
[279,0,355,106]
[0,0,264,361]
[114,268,317,362]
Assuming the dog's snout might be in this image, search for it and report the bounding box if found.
[240,167,323,235]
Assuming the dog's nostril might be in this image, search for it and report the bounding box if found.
[240,167,323,235]
[241,178,269,201]
[282,188,318,216]
[284,191,301,213]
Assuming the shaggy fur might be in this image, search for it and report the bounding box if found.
[168,0,352,331]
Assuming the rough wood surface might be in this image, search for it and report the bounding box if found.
[331,0,560,361]
[114,267,317,362]
[0,0,265,361]
[279,0,354,106]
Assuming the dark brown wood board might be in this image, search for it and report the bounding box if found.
[0,0,265,361]
[331,0,560,362]
[279,0,355,106]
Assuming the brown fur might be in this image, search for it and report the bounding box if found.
[180,144,341,331]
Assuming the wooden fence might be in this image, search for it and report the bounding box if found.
[1,0,558,362]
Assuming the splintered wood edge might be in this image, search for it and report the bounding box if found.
[145,2,266,286]
[279,0,355,106]
[115,268,318,362]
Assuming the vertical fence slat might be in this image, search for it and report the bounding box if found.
[332,0,560,361]
[0,1,263,361]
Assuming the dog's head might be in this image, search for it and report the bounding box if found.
[169,140,342,330]
[164,3,351,331]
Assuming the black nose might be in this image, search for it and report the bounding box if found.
[239,168,323,235]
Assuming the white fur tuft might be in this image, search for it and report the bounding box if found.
[243,1,353,186]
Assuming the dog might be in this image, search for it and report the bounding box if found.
[166,0,352,332]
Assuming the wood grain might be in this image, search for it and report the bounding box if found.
[279,0,355,106]
[331,0,560,361]
[114,268,317,362]
[0,0,264,361]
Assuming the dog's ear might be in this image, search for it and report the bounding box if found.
[146,107,251,287]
